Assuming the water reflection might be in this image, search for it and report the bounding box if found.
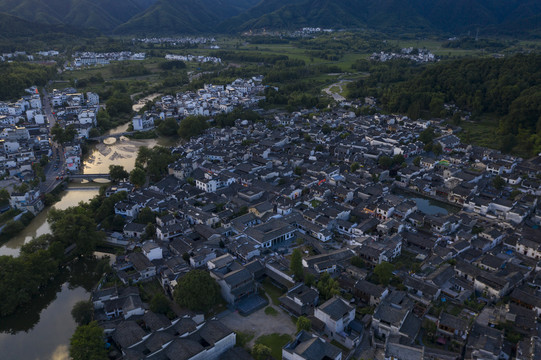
[0,188,100,257]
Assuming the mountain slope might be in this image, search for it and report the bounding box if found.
[114,0,258,35]
[223,0,541,35]
[0,12,95,39]
[0,0,157,31]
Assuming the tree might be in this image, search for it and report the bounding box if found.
[150,293,170,315]
[290,249,303,281]
[419,127,436,144]
[378,156,393,170]
[109,165,129,182]
[351,256,365,269]
[69,321,108,360]
[157,118,179,136]
[296,316,311,332]
[0,188,10,205]
[71,300,94,326]
[143,223,155,240]
[174,270,221,312]
[130,167,146,187]
[136,207,156,225]
[373,262,394,286]
[493,175,506,190]
[48,207,104,256]
[413,156,421,167]
[392,154,405,165]
[316,272,339,301]
[177,115,208,139]
[432,142,443,156]
[350,162,360,172]
[252,343,272,360]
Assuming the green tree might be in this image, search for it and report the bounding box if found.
[177,115,208,139]
[296,316,311,332]
[130,167,146,187]
[373,262,394,286]
[157,118,179,136]
[432,142,443,156]
[136,207,156,225]
[252,343,272,360]
[173,270,221,312]
[419,127,436,144]
[71,300,94,326]
[290,249,303,281]
[150,293,170,315]
[493,175,506,190]
[143,223,155,240]
[108,165,129,182]
[48,207,104,256]
[316,272,339,301]
[392,154,405,165]
[0,188,10,205]
[378,156,393,170]
[350,162,360,172]
[413,156,421,167]
[69,321,108,360]
[351,256,365,269]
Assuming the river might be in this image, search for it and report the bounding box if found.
[0,122,176,359]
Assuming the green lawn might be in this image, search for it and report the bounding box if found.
[458,117,500,149]
[255,333,293,360]
[236,331,255,348]
[265,306,278,316]
[261,277,286,306]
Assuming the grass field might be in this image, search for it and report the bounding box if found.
[261,278,285,306]
[255,333,293,359]
[458,117,500,149]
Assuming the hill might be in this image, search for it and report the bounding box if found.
[0,0,539,36]
[0,0,157,31]
[0,12,95,39]
[221,0,541,36]
[114,0,257,35]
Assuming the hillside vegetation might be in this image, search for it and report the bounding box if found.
[348,54,541,156]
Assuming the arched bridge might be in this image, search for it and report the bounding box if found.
[88,131,136,142]
[69,173,111,181]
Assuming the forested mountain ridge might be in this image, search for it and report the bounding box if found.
[222,0,541,35]
[0,0,539,36]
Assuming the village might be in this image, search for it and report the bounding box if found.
[1,73,541,359]
[88,92,540,359]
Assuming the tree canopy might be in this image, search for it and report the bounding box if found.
[71,300,94,326]
[69,321,108,360]
[173,270,221,312]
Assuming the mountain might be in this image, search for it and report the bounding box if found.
[0,0,157,31]
[221,0,541,36]
[0,0,538,36]
[0,12,95,39]
[114,0,258,35]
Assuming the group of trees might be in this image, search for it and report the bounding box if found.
[348,54,541,157]
[173,270,221,312]
[0,62,55,100]
[0,202,104,317]
[134,146,178,182]
[51,124,77,144]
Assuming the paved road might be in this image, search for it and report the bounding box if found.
[39,89,67,194]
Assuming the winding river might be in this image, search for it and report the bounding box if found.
[0,123,176,360]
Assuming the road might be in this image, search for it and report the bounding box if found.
[39,88,67,194]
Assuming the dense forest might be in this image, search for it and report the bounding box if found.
[0,62,55,100]
[348,54,541,157]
